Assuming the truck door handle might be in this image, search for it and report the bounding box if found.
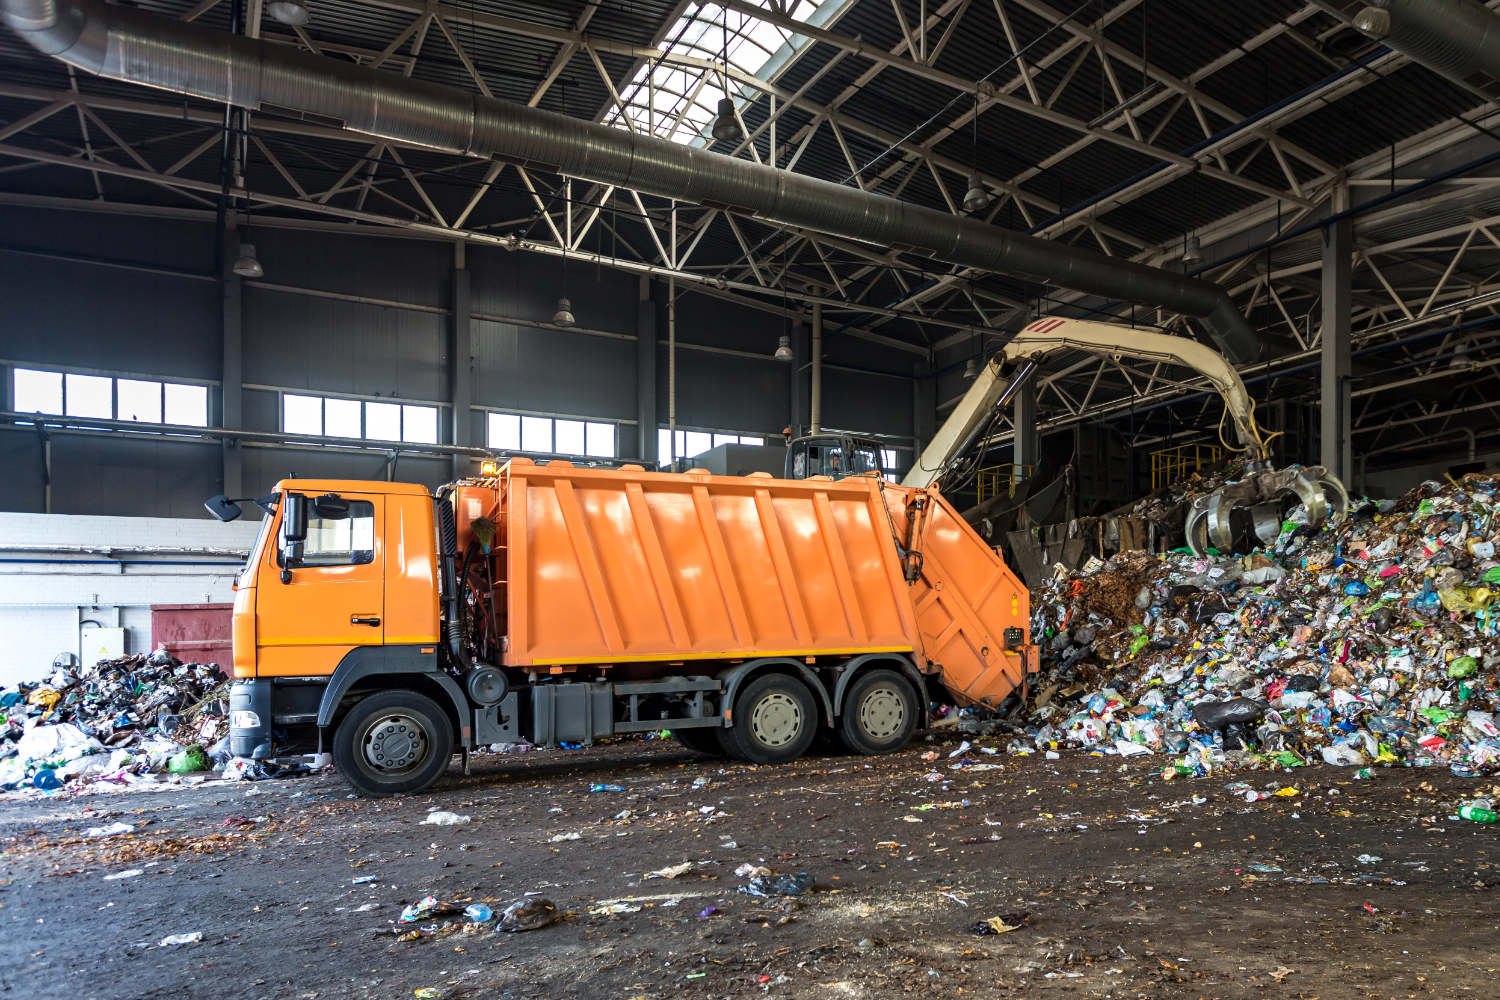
[351,616,381,627]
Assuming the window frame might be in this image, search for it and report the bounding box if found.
[485,409,620,460]
[276,496,377,569]
[10,365,211,429]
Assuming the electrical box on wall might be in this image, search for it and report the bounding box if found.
[80,626,125,662]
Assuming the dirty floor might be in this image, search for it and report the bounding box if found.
[1,740,1497,999]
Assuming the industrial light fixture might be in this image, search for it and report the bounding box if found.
[963,171,990,214]
[711,11,743,145]
[963,357,979,380]
[1352,6,1390,38]
[773,334,794,362]
[1182,233,1203,266]
[552,297,575,328]
[712,97,744,144]
[963,90,990,214]
[1449,335,1471,369]
[232,242,263,278]
[266,0,310,25]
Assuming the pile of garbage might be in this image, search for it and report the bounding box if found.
[1019,473,1500,778]
[0,648,233,793]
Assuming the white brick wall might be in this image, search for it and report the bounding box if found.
[0,512,265,687]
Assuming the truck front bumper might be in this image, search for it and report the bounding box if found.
[229,679,274,759]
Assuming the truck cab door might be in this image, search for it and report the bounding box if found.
[256,491,385,676]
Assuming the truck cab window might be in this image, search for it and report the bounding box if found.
[279,500,375,567]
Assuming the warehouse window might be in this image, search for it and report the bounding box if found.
[117,379,163,423]
[164,383,209,426]
[658,427,766,464]
[12,368,62,414]
[281,392,439,444]
[365,402,401,441]
[11,367,209,427]
[64,373,111,418]
[487,410,617,458]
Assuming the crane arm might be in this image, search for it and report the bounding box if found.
[902,316,1267,490]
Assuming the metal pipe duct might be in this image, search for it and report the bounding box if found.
[2,0,1260,361]
[1354,0,1500,90]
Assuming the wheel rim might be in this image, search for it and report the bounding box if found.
[749,691,804,749]
[359,712,430,775]
[858,685,907,741]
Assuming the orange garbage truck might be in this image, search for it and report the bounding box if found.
[211,459,1037,795]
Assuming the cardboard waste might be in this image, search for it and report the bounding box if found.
[1013,473,1500,779]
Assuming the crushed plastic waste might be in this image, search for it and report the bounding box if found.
[970,911,1029,935]
[157,932,203,947]
[399,896,459,923]
[420,810,471,826]
[1008,473,1500,780]
[0,648,241,794]
[497,897,560,932]
[738,871,815,897]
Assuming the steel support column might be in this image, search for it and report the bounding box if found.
[810,302,823,434]
[636,275,657,466]
[220,223,243,498]
[1320,185,1352,485]
[1013,377,1038,484]
[450,241,474,480]
[912,359,936,471]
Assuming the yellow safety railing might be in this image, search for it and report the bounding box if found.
[1150,442,1224,491]
[976,463,1034,505]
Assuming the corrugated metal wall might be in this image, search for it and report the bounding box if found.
[0,206,920,518]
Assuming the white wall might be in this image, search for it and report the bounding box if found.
[0,512,263,689]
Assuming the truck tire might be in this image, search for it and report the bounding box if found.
[839,669,918,755]
[725,673,818,764]
[674,726,725,755]
[333,689,454,797]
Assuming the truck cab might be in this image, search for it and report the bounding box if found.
[222,480,462,793]
[784,433,885,480]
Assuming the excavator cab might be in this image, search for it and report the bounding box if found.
[785,434,885,481]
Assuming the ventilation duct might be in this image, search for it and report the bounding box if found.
[2,0,1259,362]
[1352,0,1500,96]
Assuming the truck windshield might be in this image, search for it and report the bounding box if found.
[241,513,272,585]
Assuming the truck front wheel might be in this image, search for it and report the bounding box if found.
[726,673,818,764]
[333,689,454,796]
[839,669,918,755]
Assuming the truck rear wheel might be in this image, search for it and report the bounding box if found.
[333,689,454,797]
[839,669,918,755]
[673,726,725,755]
[726,673,817,764]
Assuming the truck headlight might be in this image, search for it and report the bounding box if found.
[230,710,262,730]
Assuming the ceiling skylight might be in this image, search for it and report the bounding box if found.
[604,1,848,146]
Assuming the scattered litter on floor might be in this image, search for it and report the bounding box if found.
[420,810,471,826]
[497,897,560,932]
[157,932,202,947]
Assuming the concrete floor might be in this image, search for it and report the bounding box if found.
[2,739,1497,999]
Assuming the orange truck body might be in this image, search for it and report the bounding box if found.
[227,459,1037,793]
[446,459,1034,705]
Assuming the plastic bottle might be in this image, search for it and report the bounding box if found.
[1458,804,1497,824]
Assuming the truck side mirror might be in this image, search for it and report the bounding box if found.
[282,493,308,542]
[203,494,243,522]
[312,493,350,519]
[279,493,308,582]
